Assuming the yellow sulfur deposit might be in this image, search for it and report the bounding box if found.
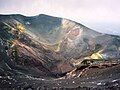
[90,52,103,59]
[17,23,25,32]
[54,42,61,52]
[10,40,17,48]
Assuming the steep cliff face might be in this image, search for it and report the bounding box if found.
[0,14,120,78]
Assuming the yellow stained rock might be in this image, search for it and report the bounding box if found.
[54,43,61,52]
[17,23,25,32]
[90,52,103,59]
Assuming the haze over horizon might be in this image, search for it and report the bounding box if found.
[0,0,120,35]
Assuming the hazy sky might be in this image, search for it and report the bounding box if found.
[0,0,120,35]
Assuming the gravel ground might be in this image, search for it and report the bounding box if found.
[0,64,120,90]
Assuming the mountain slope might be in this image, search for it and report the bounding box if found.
[0,14,120,89]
